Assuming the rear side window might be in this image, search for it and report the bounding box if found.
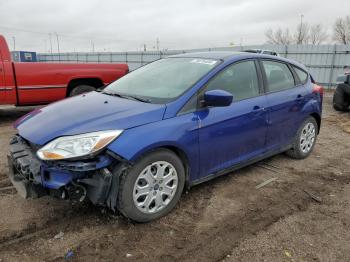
[293,66,308,84]
[205,60,260,101]
[262,60,295,92]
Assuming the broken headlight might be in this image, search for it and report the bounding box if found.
[37,130,123,160]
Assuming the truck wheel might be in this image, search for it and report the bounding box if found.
[117,149,185,223]
[69,85,96,96]
[286,116,318,159]
[333,84,350,112]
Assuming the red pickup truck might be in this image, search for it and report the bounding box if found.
[0,35,129,106]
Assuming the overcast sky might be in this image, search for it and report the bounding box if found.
[0,0,349,52]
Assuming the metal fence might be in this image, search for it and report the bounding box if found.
[38,44,350,88]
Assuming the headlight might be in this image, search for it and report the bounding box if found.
[37,130,123,160]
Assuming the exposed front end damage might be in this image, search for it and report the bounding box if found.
[7,135,130,210]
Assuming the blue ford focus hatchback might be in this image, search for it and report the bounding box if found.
[9,52,323,222]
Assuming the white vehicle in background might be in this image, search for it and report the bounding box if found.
[244,49,279,56]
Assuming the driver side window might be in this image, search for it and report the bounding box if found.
[205,60,260,101]
[178,60,260,115]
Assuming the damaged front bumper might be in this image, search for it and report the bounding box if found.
[7,135,128,210]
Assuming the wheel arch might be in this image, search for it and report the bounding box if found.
[129,144,192,187]
[301,98,322,134]
[309,112,321,134]
[161,145,191,187]
[66,78,104,96]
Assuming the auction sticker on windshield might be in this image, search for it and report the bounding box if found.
[190,59,217,65]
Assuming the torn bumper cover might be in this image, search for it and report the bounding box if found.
[7,135,128,210]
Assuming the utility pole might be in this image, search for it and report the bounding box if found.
[300,14,304,27]
[49,33,53,54]
[156,37,159,51]
[298,14,304,45]
[54,32,60,61]
[55,32,60,54]
[12,36,15,51]
[91,40,95,52]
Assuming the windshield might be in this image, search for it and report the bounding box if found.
[103,57,219,104]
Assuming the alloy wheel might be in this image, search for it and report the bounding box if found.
[300,122,316,154]
[133,161,178,214]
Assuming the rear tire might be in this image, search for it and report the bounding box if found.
[69,85,96,96]
[286,116,318,159]
[333,84,350,112]
[117,149,185,223]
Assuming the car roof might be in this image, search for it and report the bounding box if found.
[170,51,307,71]
[244,49,262,52]
[170,51,247,60]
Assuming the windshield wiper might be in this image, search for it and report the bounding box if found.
[102,92,151,103]
[125,95,151,103]
[102,92,124,98]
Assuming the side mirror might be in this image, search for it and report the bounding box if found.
[202,89,233,107]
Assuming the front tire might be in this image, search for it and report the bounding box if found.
[117,149,185,222]
[286,117,318,159]
[69,85,96,96]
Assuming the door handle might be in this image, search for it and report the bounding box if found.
[296,94,303,101]
[251,105,265,113]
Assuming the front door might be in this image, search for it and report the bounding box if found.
[197,60,268,178]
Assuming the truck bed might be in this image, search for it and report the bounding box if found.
[12,62,128,105]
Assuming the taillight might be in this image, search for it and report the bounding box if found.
[312,84,324,96]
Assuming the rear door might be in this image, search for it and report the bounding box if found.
[261,60,308,151]
[197,60,268,177]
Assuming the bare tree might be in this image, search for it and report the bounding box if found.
[309,24,328,45]
[265,28,293,45]
[265,29,278,44]
[333,16,350,44]
[294,22,310,44]
[265,18,332,45]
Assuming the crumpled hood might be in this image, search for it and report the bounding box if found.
[15,92,166,145]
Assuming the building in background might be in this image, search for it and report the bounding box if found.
[11,51,37,62]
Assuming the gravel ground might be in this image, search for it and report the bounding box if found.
[0,92,349,262]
